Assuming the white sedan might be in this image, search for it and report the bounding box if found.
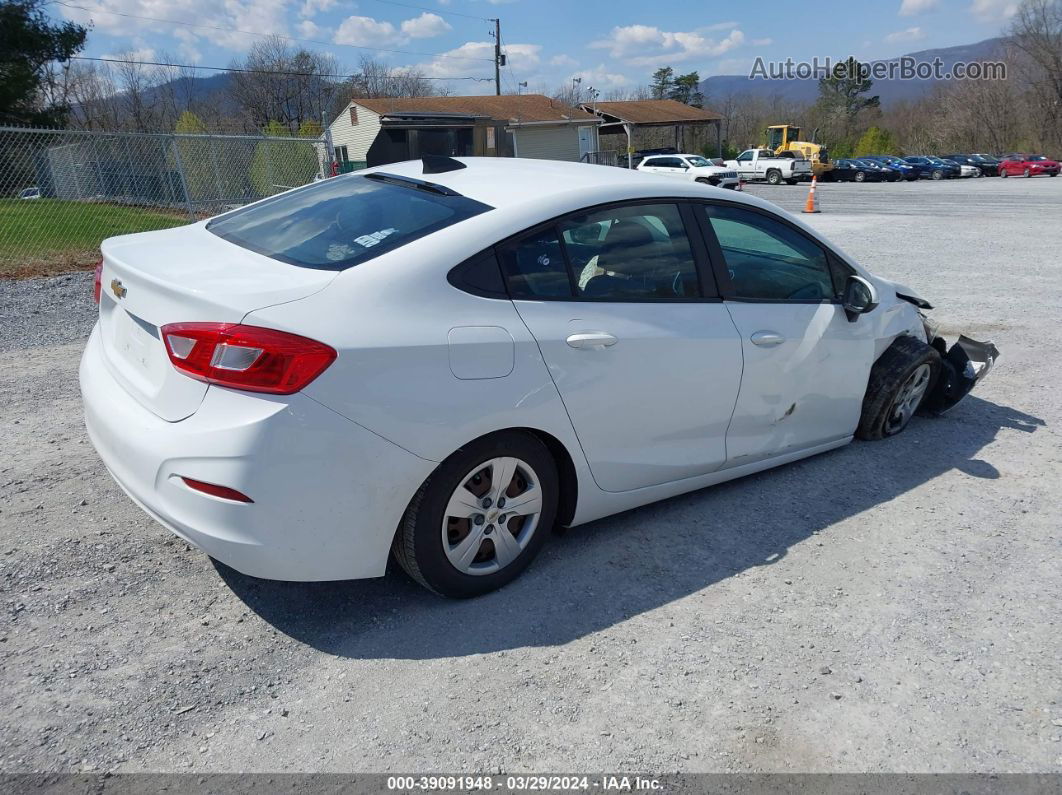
[80,157,997,597]
[637,153,741,189]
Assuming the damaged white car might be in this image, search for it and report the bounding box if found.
[80,157,997,597]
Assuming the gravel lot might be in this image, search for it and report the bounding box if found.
[1,177,1060,775]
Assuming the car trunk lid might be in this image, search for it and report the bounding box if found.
[97,223,336,421]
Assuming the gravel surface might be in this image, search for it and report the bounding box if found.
[1,177,1060,774]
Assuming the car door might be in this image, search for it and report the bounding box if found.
[733,150,757,179]
[498,201,744,492]
[651,157,689,178]
[694,202,878,466]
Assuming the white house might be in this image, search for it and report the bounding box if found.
[327,94,601,168]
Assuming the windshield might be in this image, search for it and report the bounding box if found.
[685,156,711,167]
[207,173,492,270]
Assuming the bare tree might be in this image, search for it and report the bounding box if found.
[228,36,341,132]
[1008,0,1062,151]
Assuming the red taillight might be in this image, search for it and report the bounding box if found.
[93,261,103,304]
[180,477,253,503]
[159,323,336,395]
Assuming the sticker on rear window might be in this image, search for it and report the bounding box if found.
[354,228,397,249]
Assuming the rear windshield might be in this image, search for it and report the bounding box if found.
[207,173,492,270]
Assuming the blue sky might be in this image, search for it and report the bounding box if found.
[56,0,1018,96]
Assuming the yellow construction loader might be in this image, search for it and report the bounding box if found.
[766,124,832,179]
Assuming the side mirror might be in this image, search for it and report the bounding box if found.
[842,275,878,322]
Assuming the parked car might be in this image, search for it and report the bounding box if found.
[862,156,919,181]
[942,155,991,177]
[998,153,1060,178]
[966,154,1001,176]
[903,156,951,180]
[637,153,740,189]
[941,158,980,178]
[724,148,813,185]
[829,158,885,182]
[79,157,998,597]
[18,187,41,199]
[926,157,961,179]
[854,159,903,182]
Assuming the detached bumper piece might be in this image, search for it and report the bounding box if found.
[923,335,1000,414]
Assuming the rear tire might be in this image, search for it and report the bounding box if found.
[766,169,782,185]
[393,431,558,598]
[856,337,941,441]
[854,171,866,183]
[1024,168,1031,177]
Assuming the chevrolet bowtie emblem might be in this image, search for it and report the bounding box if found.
[110,279,127,299]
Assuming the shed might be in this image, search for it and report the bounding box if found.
[327,95,601,168]
[580,99,723,167]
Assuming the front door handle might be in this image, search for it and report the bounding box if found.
[566,332,618,349]
[750,331,786,347]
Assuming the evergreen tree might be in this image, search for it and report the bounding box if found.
[669,72,704,107]
[0,0,87,126]
[649,67,675,100]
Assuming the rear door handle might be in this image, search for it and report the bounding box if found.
[750,331,786,347]
[566,332,618,349]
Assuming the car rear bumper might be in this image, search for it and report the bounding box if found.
[80,324,435,581]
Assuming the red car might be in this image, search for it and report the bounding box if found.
[998,153,1060,178]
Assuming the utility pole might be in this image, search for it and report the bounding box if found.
[493,18,502,96]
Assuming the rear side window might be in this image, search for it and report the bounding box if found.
[497,228,571,299]
[207,174,492,270]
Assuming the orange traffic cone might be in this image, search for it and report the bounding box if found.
[803,176,820,213]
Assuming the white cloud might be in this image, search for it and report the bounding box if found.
[101,46,157,62]
[334,15,401,46]
[297,18,321,37]
[400,12,451,39]
[59,0,291,52]
[969,0,1018,21]
[550,54,578,67]
[899,0,938,15]
[591,24,746,66]
[174,28,202,62]
[750,37,773,46]
[572,64,631,89]
[300,0,335,17]
[418,40,540,79]
[884,26,926,42]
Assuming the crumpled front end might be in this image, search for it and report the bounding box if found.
[922,328,1000,414]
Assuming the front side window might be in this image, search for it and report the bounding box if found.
[560,204,701,300]
[702,204,835,301]
[737,151,753,162]
[207,173,492,271]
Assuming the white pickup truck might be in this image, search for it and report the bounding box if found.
[725,149,812,185]
[636,154,740,189]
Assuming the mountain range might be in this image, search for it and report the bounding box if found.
[699,37,1008,105]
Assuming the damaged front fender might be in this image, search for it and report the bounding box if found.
[922,335,1000,414]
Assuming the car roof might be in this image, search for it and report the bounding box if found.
[357,157,761,213]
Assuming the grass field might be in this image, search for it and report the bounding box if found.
[0,199,190,277]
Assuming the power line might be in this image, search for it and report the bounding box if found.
[55,1,496,62]
[69,55,493,81]
[365,0,495,22]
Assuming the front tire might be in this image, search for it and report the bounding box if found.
[854,171,866,183]
[393,431,558,597]
[856,337,941,441]
[1000,167,1008,178]
[1023,168,1031,177]
[931,169,943,180]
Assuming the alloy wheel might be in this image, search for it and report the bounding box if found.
[885,364,932,435]
[441,457,543,576]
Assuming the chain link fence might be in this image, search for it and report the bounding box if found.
[0,126,331,275]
